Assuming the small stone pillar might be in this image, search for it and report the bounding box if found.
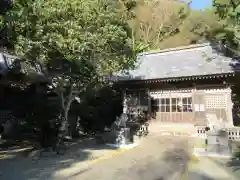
[206,129,231,156]
[115,127,130,145]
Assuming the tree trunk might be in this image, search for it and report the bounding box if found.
[59,91,72,139]
[57,81,90,139]
[59,113,68,137]
[59,107,71,138]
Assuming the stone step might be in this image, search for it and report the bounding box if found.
[149,130,195,137]
[148,122,196,136]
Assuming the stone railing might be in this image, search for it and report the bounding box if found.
[225,127,240,141]
[195,126,240,141]
[195,126,207,138]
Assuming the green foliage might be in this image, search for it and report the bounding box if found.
[3,0,136,137]
[0,0,12,26]
[6,0,132,74]
[210,1,240,121]
[1,84,60,142]
[76,86,122,133]
[0,0,12,47]
[4,0,134,88]
[211,0,240,56]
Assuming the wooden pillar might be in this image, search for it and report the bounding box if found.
[192,89,207,125]
[147,88,151,120]
[226,86,234,127]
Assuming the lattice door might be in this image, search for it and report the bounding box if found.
[205,95,227,109]
[205,93,227,123]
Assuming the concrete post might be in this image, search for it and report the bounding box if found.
[147,88,151,120]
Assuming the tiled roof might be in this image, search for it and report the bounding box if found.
[0,53,44,74]
[0,53,17,75]
[114,43,235,81]
[0,52,47,82]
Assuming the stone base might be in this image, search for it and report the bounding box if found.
[193,148,232,159]
[153,130,196,137]
[133,135,142,142]
[105,142,139,149]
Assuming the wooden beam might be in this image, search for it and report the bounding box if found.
[147,88,151,120]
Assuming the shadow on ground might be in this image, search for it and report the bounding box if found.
[187,171,227,180]
[153,139,191,180]
[210,140,240,173]
[209,155,240,180]
[190,140,240,180]
[0,138,118,180]
[228,152,240,171]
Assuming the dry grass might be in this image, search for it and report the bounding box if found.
[193,138,207,149]
[190,154,200,163]
[194,143,207,149]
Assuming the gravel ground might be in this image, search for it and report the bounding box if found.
[0,135,193,180]
[66,135,193,180]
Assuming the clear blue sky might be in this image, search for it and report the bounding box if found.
[190,0,212,10]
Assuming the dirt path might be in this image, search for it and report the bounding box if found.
[59,135,193,180]
[0,135,193,180]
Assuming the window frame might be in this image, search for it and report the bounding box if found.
[182,97,193,112]
[153,96,193,113]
